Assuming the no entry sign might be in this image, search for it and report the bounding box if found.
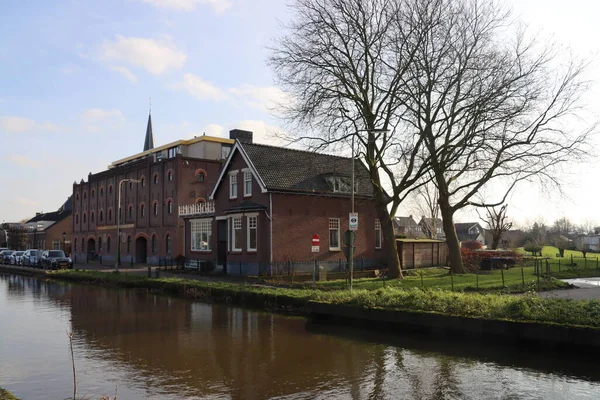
[312,234,320,252]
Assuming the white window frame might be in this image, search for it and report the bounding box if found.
[191,218,212,252]
[229,170,239,199]
[329,218,341,251]
[232,216,243,251]
[243,169,252,197]
[247,214,257,252]
[375,219,382,249]
[52,241,61,250]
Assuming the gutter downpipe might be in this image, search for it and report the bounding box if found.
[269,193,273,275]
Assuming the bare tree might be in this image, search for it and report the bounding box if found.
[552,217,574,238]
[411,179,440,239]
[579,219,596,235]
[396,0,592,273]
[269,0,432,278]
[483,204,513,250]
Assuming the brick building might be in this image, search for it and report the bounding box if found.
[25,196,73,252]
[179,137,385,275]
[71,114,236,265]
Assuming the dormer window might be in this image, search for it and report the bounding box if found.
[325,176,357,193]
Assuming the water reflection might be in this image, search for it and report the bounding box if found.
[1,273,600,400]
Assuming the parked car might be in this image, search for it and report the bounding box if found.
[22,249,42,267]
[9,251,25,265]
[41,250,73,270]
[0,250,15,264]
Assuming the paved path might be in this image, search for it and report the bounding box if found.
[538,278,600,300]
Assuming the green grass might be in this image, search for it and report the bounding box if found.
[518,245,600,260]
[306,266,568,293]
[46,269,600,329]
[0,388,18,400]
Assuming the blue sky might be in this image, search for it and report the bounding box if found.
[1,0,599,228]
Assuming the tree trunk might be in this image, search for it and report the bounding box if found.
[379,208,402,278]
[491,234,500,250]
[439,204,466,274]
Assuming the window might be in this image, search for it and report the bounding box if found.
[91,189,95,199]
[98,237,103,253]
[127,236,131,253]
[109,185,113,195]
[167,200,172,214]
[232,217,242,251]
[76,193,79,201]
[191,219,212,251]
[108,209,112,221]
[141,178,145,187]
[167,171,173,181]
[166,234,171,254]
[128,205,133,219]
[99,210,103,222]
[74,239,78,252]
[83,213,87,224]
[81,238,84,252]
[53,241,60,250]
[247,216,257,251]
[197,172,205,182]
[243,170,252,197]
[375,219,382,249]
[140,204,145,217]
[153,202,158,216]
[229,171,238,199]
[129,181,133,189]
[107,236,111,253]
[151,235,157,254]
[329,218,340,250]
[100,187,104,196]
[75,214,79,224]
[154,174,159,185]
[168,147,177,158]
[91,212,95,223]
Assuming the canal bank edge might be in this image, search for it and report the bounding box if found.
[308,301,600,351]
[3,267,600,350]
[0,388,19,400]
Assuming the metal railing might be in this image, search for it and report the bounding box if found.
[178,202,215,217]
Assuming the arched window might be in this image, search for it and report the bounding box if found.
[141,177,145,187]
[91,212,95,223]
[140,204,145,217]
[108,209,112,221]
[83,192,87,200]
[151,235,157,254]
[167,200,172,215]
[75,214,79,224]
[128,205,133,219]
[91,189,95,199]
[166,234,171,254]
[127,236,132,253]
[195,197,206,204]
[100,187,104,196]
[83,213,87,224]
[76,193,80,201]
[74,238,78,252]
[197,172,205,182]
[81,237,84,252]
[107,236,111,253]
[109,185,113,195]
[167,171,173,182]
[153,174,159,185]
[99,210,103,222]
[153,202,158,216]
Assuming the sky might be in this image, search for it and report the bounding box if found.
[0,0,599,228]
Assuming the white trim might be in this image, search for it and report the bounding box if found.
[375,219,382,249]
[191,218,212,252]
[329,218,341,251]
[215,216,228,221]
[229,170,239,200]
[231,216,243,251]
[243,169,252,197]
[208,142,268,200]
[247,215,257,252]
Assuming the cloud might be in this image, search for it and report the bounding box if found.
[14,197,38,207]
[99,36,186,75]
[138,0,232,13]
[81,108,124,122]
[0,116,62,133]
[177,73,226,101]
[7,155,40,168]
[227,120,287,145]
[108,65,138,83]
[228,84,290,112]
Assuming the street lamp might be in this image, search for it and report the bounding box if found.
[116,178,141,271]
[62,231,66,252]
[349,128,389,291]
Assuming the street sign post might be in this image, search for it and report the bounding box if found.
[311,234,320,253]
[349,213,358,231]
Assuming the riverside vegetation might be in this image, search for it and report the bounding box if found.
[0,388,18,400]
[48,270,600,329]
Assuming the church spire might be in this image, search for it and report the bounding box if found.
[143,102,154,152]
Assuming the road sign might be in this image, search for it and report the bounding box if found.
[312,234,320,252]
[342,246,356,261]
[343,230,356,246]
[349,213,358,231]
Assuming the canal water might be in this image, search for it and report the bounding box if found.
[1,273,599,400]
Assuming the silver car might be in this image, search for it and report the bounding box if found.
[0,250,14,264]
[22,249,42,267]
[9,251,25,265]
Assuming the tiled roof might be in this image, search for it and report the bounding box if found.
[393,216,418,228]
[454,222,481,233]
[223,200,268,214]
[241,142,374,198]
[27,209,72,223]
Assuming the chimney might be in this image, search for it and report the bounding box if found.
[229,129,253,144]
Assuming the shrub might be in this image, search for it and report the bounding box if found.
[461,248,522,272]
[523,241,543,256]
[462,240,483,250]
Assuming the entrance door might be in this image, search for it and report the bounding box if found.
[217,219,228,273]
[135,237,147,263]
[87,238,96,260]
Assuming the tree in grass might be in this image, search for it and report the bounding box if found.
[554,236,571,258]
[574,236,590,258]
[483,204,513,250]
[523,242,542,257]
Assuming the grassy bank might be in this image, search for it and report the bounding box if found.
[48,270,600,329]
[0,388,18,400]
